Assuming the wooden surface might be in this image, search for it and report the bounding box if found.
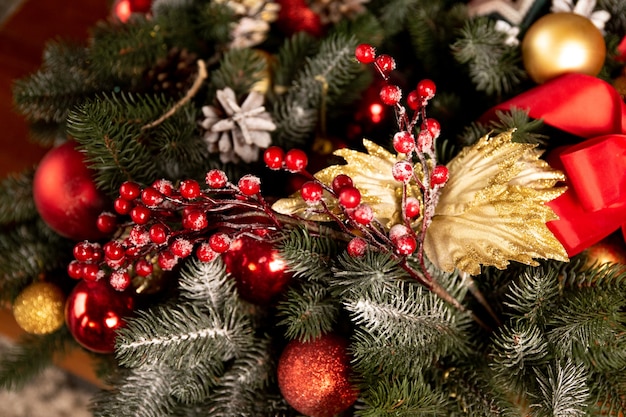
[0,0,110,387]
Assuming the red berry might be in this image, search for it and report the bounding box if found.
[352,203,374,225]
[104,241,125,261]
[209,232,231,253]
[130,205,151,225]
[380,84,402,106]
[300,181,324,204]
[395,234,417,255]
[375,54,396,74]
[417,79,436,101]
[238,175,261,196]
[417,130,433,153]
[129,225,150,247]
[119,181,141,201]
[114,197,133,215]
[338,186,361,209]
[430,165,449,187]
[423,118,440,139]
[196,242,219,263]
[355,43,376,64]
[331,174,353,194]
[170,238,193,258]
[392,161,414,182]
[179,179,201,199]
[284,149,308,172]
[347,237,368,257]
[67,260,84,279]
[264,146,285,170]
[141,186,164,207]
[74,241,95,262]
[82,263,102,281]
[183,210,208,231]
[109,270,131,291]
[206,169,228,188]
[389,224,411,243]
[405,197,421,218]
[134,259,153,277]
[392,131,415,154]
[96,212,118,234]
[406,90,421,110]
[152,179,174,196]
[149,223,169,244]
[158,250,179,271]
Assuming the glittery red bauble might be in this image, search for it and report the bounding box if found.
[275,0,323,37]
[222,235,292,305]
[33,141,108,241]
[278,334,359,417]
[65,279,134,353]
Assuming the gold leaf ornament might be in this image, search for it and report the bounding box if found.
[423,131,569,275]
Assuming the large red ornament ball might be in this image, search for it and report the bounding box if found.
[112,0,153,23]
[65,279,134,353]
[222,235,292,305]
[278,334,359,417]
[33,141,108,241]
[275,0,323,37]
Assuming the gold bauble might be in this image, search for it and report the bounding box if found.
[522,12,606,84]
[12,282,66,335]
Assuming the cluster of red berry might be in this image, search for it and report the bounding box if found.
[68,170,280,291]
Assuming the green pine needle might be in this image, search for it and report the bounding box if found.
[0,169,37,226]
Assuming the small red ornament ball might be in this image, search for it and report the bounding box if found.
[278,334,359,417]
[65,279,134,353]
[222,236,292,305]
[33,141,108,241]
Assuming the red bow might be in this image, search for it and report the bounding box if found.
[482,73,626,256]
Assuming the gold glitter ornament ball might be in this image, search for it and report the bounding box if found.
[277,334,359,417]
[12,282,66,335]
[521,12,606,84]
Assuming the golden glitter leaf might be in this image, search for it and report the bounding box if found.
[423,131,569,275]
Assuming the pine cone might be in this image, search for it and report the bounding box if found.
[308,0,369,25]
[142,47,199,97]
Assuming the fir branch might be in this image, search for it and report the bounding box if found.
[276,281,339,342]
[330,10,385,48]
[210,48,268,97]
[278,227,338,282]
[451,17,525,96]
[357,376,450,417]
[589,369,626,417]
[376,0,420,35]
[503,267,560,326]
[169,358,225,404]
[530,360,590,417]
[0,169,37,226]
[0,328,71,390]
[115,301,254,369]
[90,364,177,417]
[273,32,320,96]
[178,258,233,309]
[599,0,626,35]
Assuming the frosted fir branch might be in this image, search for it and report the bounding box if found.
[178,257,233,308]
[531,359,590,417]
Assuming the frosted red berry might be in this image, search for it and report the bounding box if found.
[103,241,125,261]
[430,165,449,187]
[180,179,201,199]
[380,84,402,106]
[284,149,308,172]
[119,181,141,201]
[67,260,84,279]
[352,203,374,225]
[395,234,417,255]
[375,54,396,74]
[196,242,219,263]
[130,205,151,225]
[109,270,131,291]
[264,146,285,170]
[206,169,228,188]
[114,197,133,215]
[331,174,353,194]
[74,242,95,262]
[182,210,208,231]
[135,259,153,277]
[301,181,324,203]
[141,186,164,207]
[82,263,101,281]
[393,131,415,154]
[355,43,376,64]
[129,225,150,247]
[157,250,179,271]
[405,197,420,218]
[417,79,436,101]
[152,179,174,196]
[392,161,414,182]
[338,186,361,209]
[423,118,441,139]
[347,237,368,257]
[238,175,261,195]
[406,90,421,110]
[170,238,193,258]
[149,223,169,244]
[209,232,231,253]
[389,224,411,243]
[96,212,118,234]
[417,130,433,153]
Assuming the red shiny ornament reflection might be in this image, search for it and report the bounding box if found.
[222,235,292,305]
[112,0,153,23]
[65,279,134,353]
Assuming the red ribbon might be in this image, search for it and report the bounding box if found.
[482,73,626,256]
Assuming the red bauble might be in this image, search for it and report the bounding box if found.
[275,0,323,37]
[222,235,291,305]
[112,0,153,23]
[584,235,626,268]
[278,334,359,417]
[65,279,134,353]
[33,141,108,241]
